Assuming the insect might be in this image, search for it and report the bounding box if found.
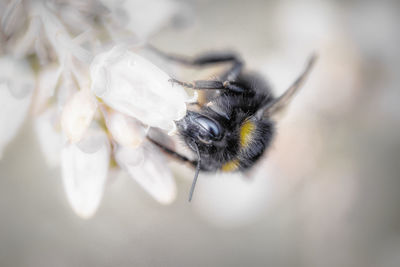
[148,47,317,201]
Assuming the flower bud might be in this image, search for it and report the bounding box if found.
[61,89,97,143]
[91,46,189,132]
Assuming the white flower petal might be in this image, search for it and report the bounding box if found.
[0,56,35,158]
[105,111,145,148]
[30,2,69,60]
[34,106,62,168]
[12,16,42,57]
[91,46,189,132]
[61,89,97,143]
[34,36,49,65]
[61,128,110,218]
[32,64,61,114]
[101,0,179,39]
[59,6,95,35]
[116,144,176,204]
[56,73,77,111]
[56,32,93,64]
[1,0,24,37]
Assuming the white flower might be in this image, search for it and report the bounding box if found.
[90,46,190,133]
[56,45,188,217]
[61,127,110,219]
[1,0,185,218]
[0,56,35,158]
[57,44,189,217]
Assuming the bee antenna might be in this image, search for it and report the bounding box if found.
[188,145,201,202]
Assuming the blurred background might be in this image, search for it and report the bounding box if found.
[1,0,400,266]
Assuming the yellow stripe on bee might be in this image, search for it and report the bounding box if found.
[221,159,240,172]
[239,120,255,147]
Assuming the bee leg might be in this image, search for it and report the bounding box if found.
[188,101,201,107]
[149,46,244,81]
[169,78,245,93]
[220,59,243,81]
[149,45,240,66]
[147,136,198,168]
[189,53,244,82]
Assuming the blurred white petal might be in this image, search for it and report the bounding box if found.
[0,56,35,158]
[71,29,95,46]
[34,106,63,168]
[30,2,69,60]
[34,36,49,65]
[13,16,42,57]
[61,128,110,218]
[58,6,97,34]
[56,32,93,64]
[1,0,24,37]
[116,145,176,204]
[32,64,62,114]
[91,46,189,132]
[68,58,92,92]
[105,111,145,148]
[101,0,179,39]
[56,73,77,111]
[61,89,97,143]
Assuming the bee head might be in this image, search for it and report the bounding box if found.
[176,111,226,153]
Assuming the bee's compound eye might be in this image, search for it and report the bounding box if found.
[194,116,223,143]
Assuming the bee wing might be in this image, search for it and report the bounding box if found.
[259,54,317,118]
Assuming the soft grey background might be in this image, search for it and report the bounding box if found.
[1,0,400,266]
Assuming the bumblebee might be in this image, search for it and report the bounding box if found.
[148,47,317,201]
